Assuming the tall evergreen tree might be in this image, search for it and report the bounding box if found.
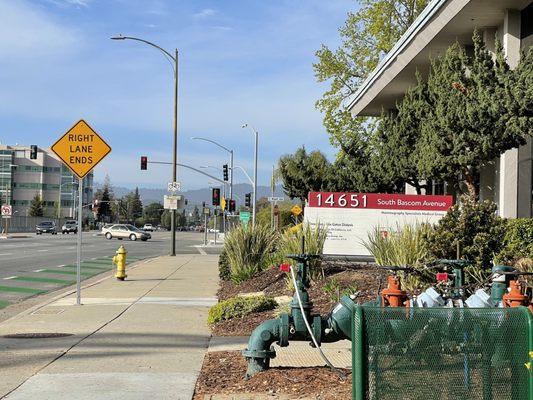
[29,193,44,217]
[416,32,530,196]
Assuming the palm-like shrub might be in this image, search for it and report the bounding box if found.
[224,223,280,284]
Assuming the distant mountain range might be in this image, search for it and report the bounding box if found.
[94,182,287,206]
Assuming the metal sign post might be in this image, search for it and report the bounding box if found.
[76,177,83,305]
[50,120,111,306]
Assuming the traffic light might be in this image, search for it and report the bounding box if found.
[228,199,236,212]
[245,192,251,208]
[202,201,206,208]
[223,164,228,181]
[30,145,38,160]
[140,156,147,170]
[212,188,220,206]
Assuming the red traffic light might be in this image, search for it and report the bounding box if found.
[140,156,148,170]
[212,188,220,206]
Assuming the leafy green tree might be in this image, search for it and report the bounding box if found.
[192,206,201,226]
[143,202,163,225]
[415,32,531,196]
[29,193,44,217]
[278,146,330,202]
[96,184,113,222]
[314,0,429,150]
[123,188,143,223]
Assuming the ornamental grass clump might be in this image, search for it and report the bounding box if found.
[363,223,432,292]
[276,223,328,281]
[223,223,279,284]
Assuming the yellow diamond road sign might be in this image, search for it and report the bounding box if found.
[51,120,111,179]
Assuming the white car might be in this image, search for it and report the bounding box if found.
[102,224,151,241]
[142,224,154,232]
[62,220,78,234]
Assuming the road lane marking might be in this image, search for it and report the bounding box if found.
[3,276,17,280]
[0,253,13,256]
[196,246,207,255]
[34,269,45,272]
[37,249,50,252]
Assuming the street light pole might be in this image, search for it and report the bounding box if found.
[111,35,179,256]
[191,137,233,201]
[242,124,258,226]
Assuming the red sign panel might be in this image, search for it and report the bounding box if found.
[308,192,453,211]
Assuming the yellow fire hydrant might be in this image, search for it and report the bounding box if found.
[113,245,127,281]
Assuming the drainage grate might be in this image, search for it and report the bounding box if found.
[2,332,73,339]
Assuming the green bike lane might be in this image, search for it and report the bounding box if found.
[0,256,143,309]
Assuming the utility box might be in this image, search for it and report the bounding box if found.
[352,306,532,399]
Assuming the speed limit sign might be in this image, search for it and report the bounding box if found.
[1,205,12,218]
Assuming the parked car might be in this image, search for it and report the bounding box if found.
[142,223,154,232]
[36,221,57,235]
[101,224,151,241]
[61,220,78,234]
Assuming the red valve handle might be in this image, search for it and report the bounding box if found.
[279,263,291,272]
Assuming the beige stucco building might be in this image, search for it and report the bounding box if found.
[347,0,533,218]
[0,145,93,218]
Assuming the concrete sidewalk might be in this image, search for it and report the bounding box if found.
[0,255,219,400]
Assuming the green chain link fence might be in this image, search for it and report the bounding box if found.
[352,306,533,400]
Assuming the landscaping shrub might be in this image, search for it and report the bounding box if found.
[424,195,505,269]
[363,223,431,291]
[207,295,277,325]
[223,223,279,284]
[275,223,328,281]
[218,249,231,281]
[496,218,533,265]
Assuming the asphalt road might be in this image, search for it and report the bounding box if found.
[0,231,221,309]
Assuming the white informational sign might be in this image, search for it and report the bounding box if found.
[304,192,453,256]
[1,204,12,218]
[268,196,285,202]
[167,182,181,192]
[164,195,183,210]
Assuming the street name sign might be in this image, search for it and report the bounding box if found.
[268,196,284,202]
[51,120,111,179]
[239,211,251,226]
[1,204,12,218]
[167,182,181,192]
[304,192,453,257]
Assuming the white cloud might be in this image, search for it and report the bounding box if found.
[193,8,216,19]
[0,1,79,59]
[46,0,91,7]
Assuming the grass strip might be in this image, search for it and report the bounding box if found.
[13,276,75,285]
[0,285,46,294]
[39,269,93,276]
[61,264,109,271]
[0,300,10,309]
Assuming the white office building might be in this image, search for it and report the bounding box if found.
[0,145,93,218]
[348,0,533,218]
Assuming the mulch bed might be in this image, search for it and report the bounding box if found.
[193,351,352,400]
[212,262,385,336]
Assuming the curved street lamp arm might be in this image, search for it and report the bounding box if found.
[111,35,175,61]
[234,165,254,185]
[190,137,232,154]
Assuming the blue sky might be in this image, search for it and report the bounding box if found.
[0,0,354,190]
